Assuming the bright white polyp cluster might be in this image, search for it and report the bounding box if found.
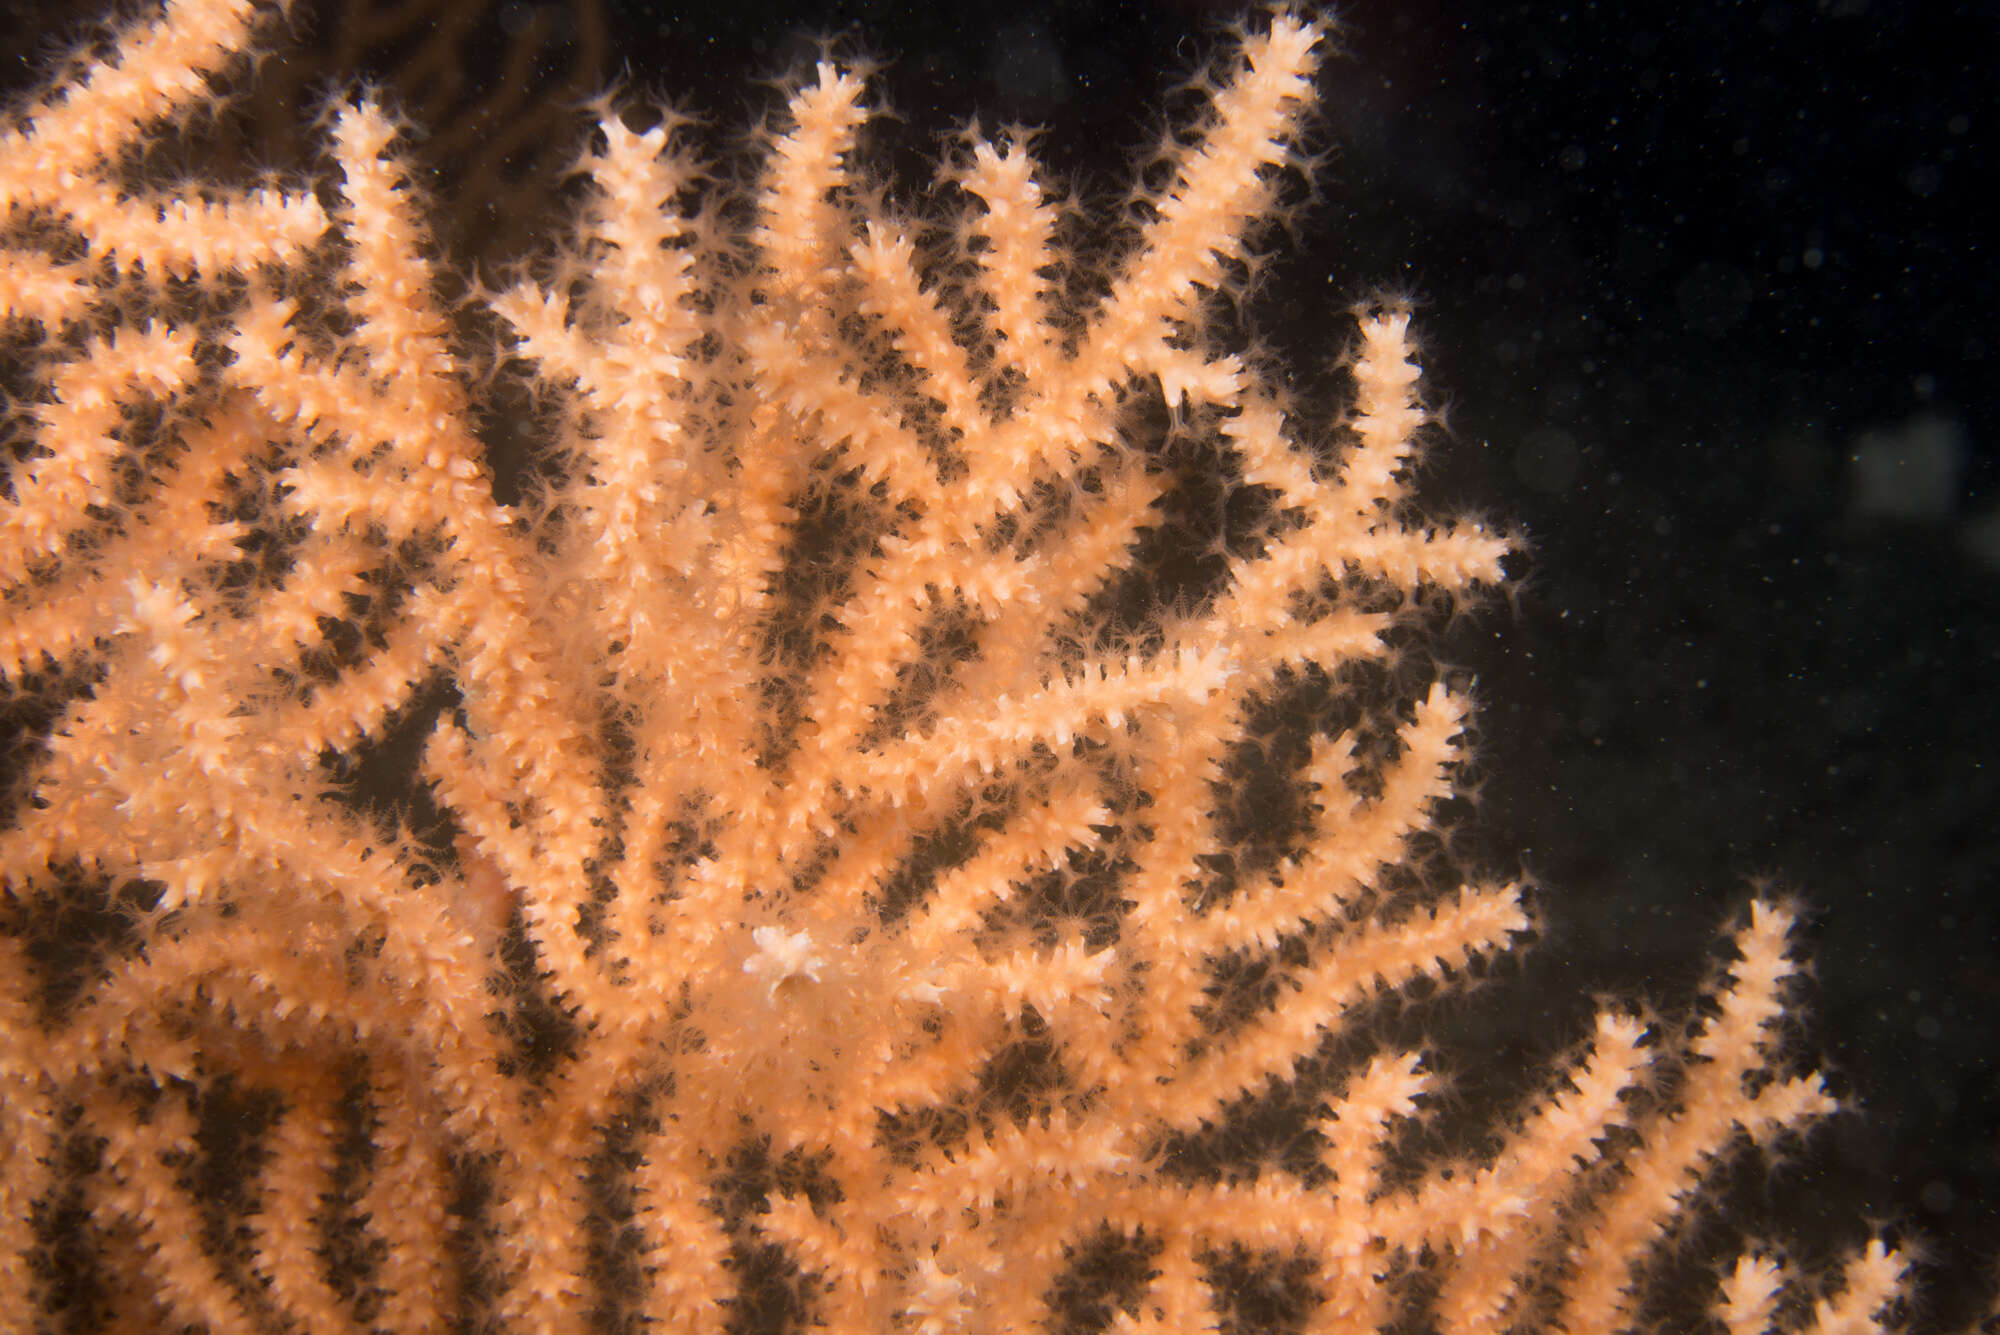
[745,925,829,997]
[0,2,1919,1332]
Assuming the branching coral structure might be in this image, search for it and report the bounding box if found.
[0,2,1930,1331]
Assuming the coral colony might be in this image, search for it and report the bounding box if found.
[0,1,1930,1331]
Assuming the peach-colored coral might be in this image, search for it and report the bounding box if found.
[0,2,1914,1332]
